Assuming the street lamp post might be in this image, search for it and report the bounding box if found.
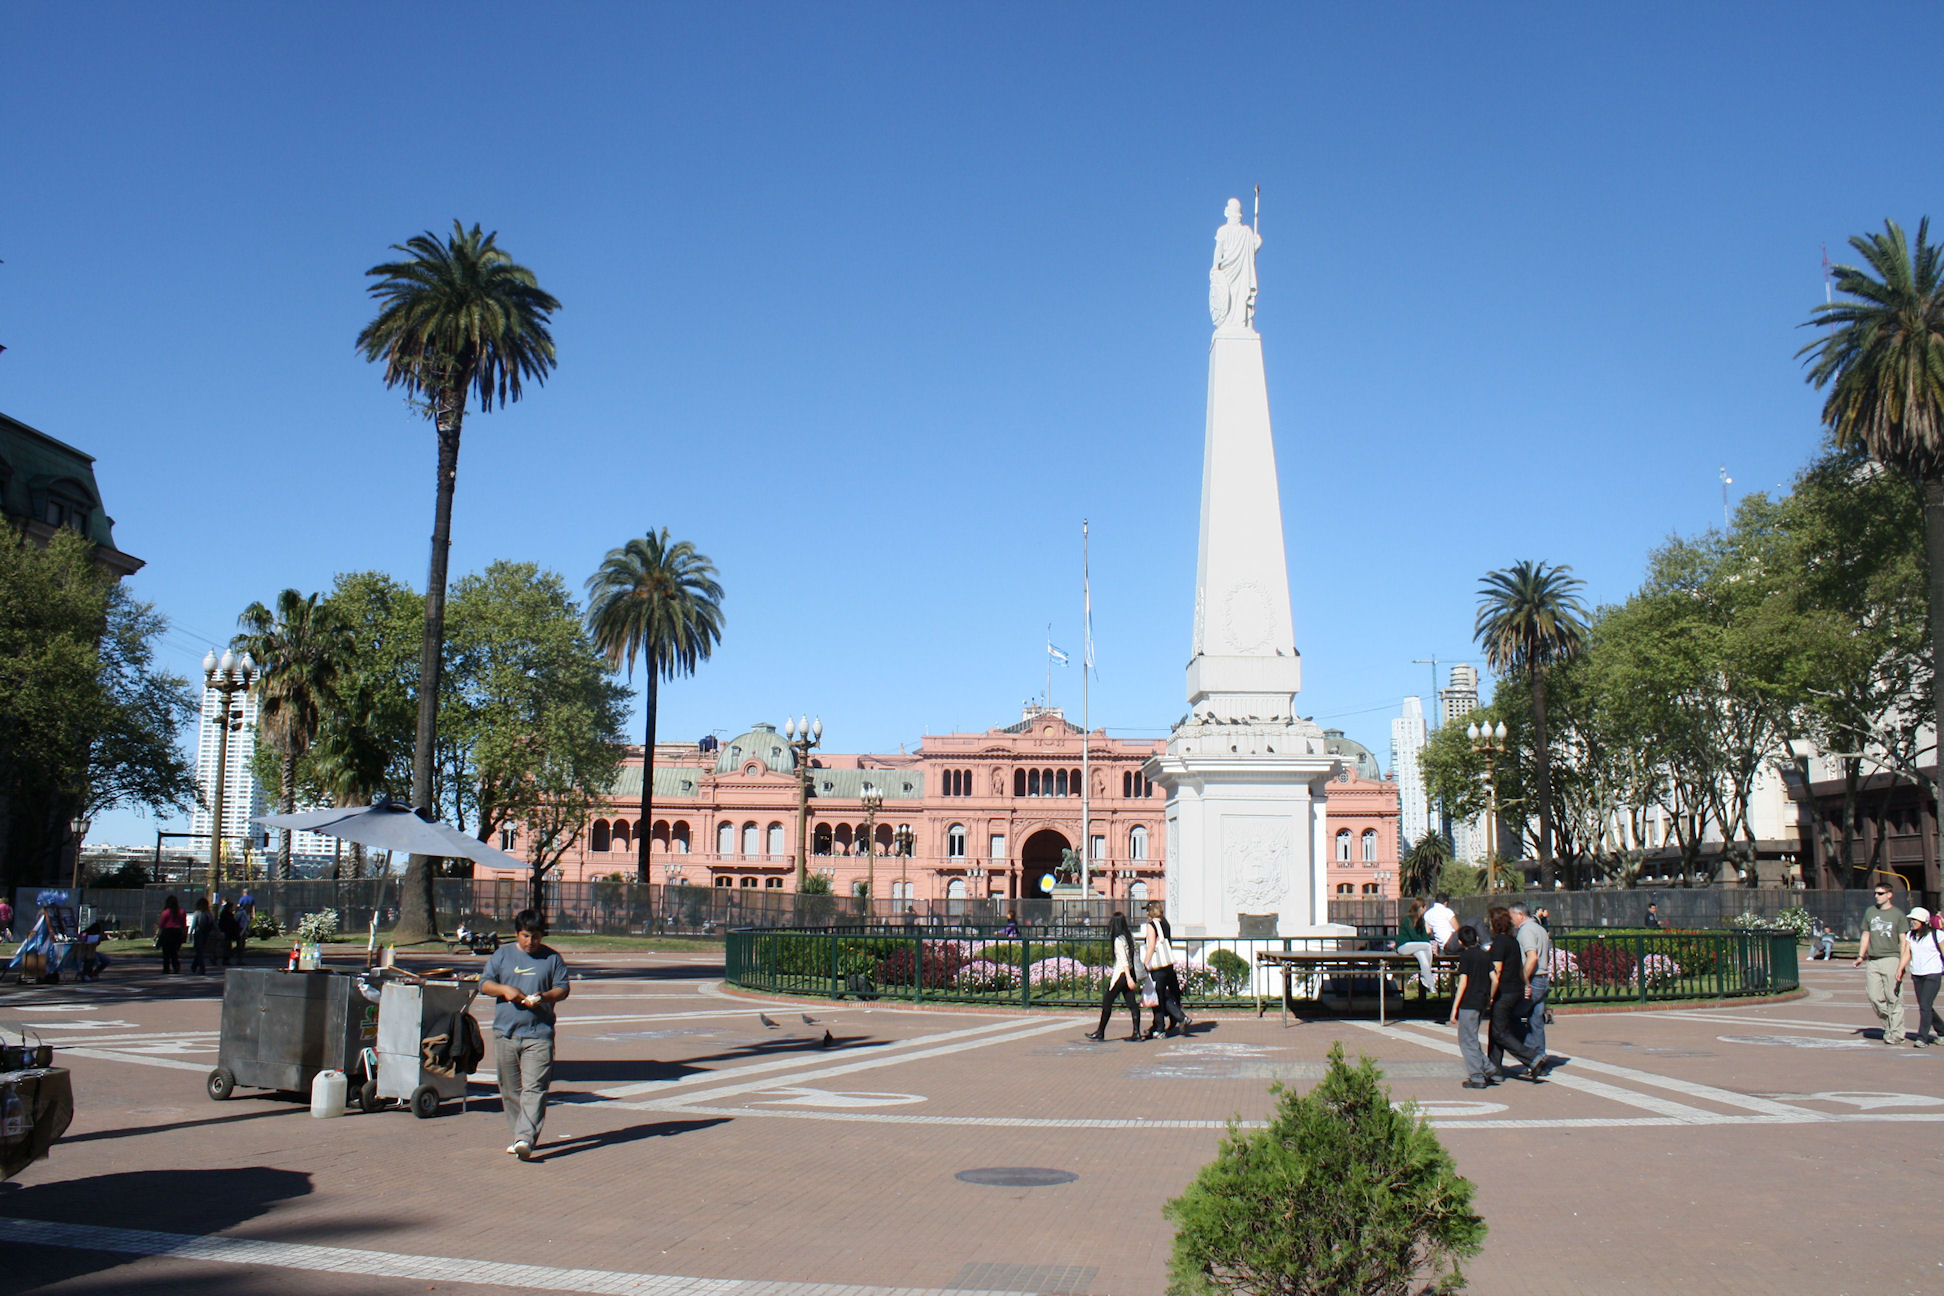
[202,648,256,901]
[69,813,91,918]
[784,715,822,891]
[1467,719,1508,893]
[860,782,882,919]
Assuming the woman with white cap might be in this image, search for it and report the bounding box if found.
[1894,906,1944,1047]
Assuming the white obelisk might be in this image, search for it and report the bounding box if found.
[1145,197,1342,940]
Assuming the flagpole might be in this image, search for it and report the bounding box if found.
[1080,519,1091,901]
[1045,623,1054,708]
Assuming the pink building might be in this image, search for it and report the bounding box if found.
[490,706,1397,905]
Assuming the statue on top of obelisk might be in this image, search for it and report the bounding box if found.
[1208,197,1261,332]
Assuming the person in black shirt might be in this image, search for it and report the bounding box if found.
[1447,925,1496,1088]
[1485,906,1543,1082]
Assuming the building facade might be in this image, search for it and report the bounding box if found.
[493,705,1401,904]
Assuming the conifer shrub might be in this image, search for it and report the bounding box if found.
[1164,1043,1484,1296]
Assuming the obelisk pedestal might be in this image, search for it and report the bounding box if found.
[1145,198,1346,941]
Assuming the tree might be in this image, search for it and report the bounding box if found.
[235,590,350,879]
[1799,224,1944,884]
[85,586,201,828]
[356,222,559,940]
[1399,831,1451,898]
[442,562,627,909]
[1164,1043,1484,1296]
[1474,561,1589,889]
[584,530,725,884]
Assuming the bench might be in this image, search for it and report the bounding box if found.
[1255,948,1458,1026]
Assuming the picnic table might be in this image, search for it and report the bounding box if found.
[1255,948,1457,1026]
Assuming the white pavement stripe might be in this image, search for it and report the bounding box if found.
[1398,1022,1820,1119]
[648,1020,1078,1109]
[596,1018,1047,1099]
[41,1031,219,1047]
[60,1048,214,1073]
[1355,1023,1727,1123]
[0,1216,1029,1296]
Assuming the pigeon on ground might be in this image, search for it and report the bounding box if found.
[757,1013,778,1028]
[820,1030,835,1048]
[800,1014,818,1025]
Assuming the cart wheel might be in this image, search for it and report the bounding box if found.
[206,1067,236,1101]
[356,1078,380,1114]
[410,1085,440,1119]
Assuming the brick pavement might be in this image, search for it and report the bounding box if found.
[1,952,1939,1295]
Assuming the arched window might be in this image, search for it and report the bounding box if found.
[876,823,894,855]
[1129,880,1149,902]
[1361,829,1378,862]
[716,822,734,855]
[633,820,645,840]
[813,823,833,855]
[672,822,691,853]
[1056,768,1068,797]
[613,820,631,850]
[1071,769,1081,795]
[1336,883,1355,895]
[1028,769,1040,797]
[1013,769,1026,797]
[1335,829,1352,862]
[741,822,759,856]
[1129,826,1148,860]
[1122,771,1132,798]
[946,878,966,899]
[590,819,610,852]
[767,823,785,856]
[653,820,670,848]
[1361,882,1380,894]
[835,823,853,853]
[947,824,967,857]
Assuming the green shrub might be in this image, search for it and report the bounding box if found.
[295,910,339,943]
[1207,949,1250,995]
[248,912,281,939]
[1165,1043,1484,1296]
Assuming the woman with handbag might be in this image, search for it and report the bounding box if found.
[1086,913,1147,1042]
[1895,906,1944,1047]
[1141,901,1190,1039]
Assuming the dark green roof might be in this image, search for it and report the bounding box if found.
[0,412,121,550]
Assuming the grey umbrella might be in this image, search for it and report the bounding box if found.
[252,802,527,871]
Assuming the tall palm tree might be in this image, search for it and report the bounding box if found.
[236,591,351,880]
[585,530,725,884]
[357,221,559,939]
[1474,561,1589,890]
[1799,217,1944,885]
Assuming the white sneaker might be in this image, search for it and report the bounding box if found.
[514,1140,533,1161]
[505,1142,520,1155]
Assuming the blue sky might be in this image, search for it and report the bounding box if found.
[8,3,1937,848]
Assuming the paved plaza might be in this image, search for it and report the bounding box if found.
[0,952,1938,1295]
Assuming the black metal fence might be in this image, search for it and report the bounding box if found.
[724,926,1800,1008]
[1328,888,1881,938]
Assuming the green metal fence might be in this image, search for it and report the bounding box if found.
[725,926,1800,1008]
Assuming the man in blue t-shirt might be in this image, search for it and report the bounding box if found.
[480,909,571,1159]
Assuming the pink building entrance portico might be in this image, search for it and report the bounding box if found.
[492,705,1396,905]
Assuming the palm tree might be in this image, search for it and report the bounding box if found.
[1799,218,1944,885]
[1400,830,1452,898]
[585,530,725,884]
[1474,561,1589,890]
[357,221,559,939]
[236,591,350,880]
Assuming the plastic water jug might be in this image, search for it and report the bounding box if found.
[1,1086,27,1140]
[309,1068,347,1118]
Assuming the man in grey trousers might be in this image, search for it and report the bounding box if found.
[480,909,571,1160]
[1511,902,1554,1070]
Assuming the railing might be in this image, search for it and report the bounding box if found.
[724,927,1800,1007]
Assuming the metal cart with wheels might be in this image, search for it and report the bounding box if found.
[373,977,479,1118]
[207,968,377,1104]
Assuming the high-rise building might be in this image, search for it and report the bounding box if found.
[189,683,339,871]
[1390,696,1428,853]
[1439,663,1479,729]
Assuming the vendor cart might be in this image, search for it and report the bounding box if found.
[372,977,480,1118]
[0,1027,73,1182]
[206,968,377,1103]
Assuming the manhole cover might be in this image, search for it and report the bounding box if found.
[956,1167,1078,1187]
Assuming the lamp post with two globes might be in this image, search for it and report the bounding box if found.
[202,648,256,899]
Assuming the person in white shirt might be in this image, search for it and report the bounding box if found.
[1423,895,1459,951]
[1895,906,1944,1047]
